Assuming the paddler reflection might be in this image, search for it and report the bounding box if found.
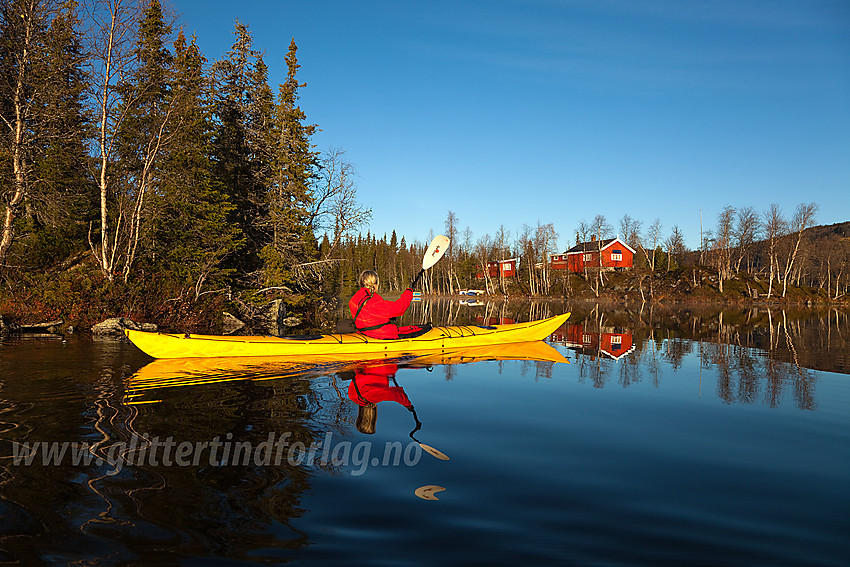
[348,363,411,434]
[344,362,449,460]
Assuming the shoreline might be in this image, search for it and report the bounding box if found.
[1,268,846,336]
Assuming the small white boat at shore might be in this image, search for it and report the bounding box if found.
[458,289,485,296]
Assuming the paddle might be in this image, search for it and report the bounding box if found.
[411,234,450,290]
[409,407,450,460]
[423,234,450,269]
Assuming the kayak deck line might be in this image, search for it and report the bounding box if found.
[178,324,514,343]
[124,312,571,359]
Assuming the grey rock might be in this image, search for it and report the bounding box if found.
[222,312,246,335]
[91,317,156,335]
[20,320,64,334]
[254,299,287,335]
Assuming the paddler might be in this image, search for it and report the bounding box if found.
[348,269,426,339]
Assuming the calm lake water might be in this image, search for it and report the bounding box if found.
[1,300,848,566]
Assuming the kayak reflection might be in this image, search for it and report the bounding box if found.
[123,340,570,405]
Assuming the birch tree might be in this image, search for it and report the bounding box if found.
[114,0,187,282]
[575,219,590,247]
[733,206,760,273]
[618,214,642,251]
[664,225,685,271]
[533,221,557,295]
[84,0,140,279]
[780,202,817,298]
[475,233,494,294]
[443,210,458,293]
[310,147,371,259]
[714,205,735,292]
[763,203,786,299]
[588,214,611,296]
[642,218,662,272]
[495,224,510,292]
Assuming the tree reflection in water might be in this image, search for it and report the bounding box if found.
[403,297,848,410]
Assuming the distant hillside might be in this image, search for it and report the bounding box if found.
[800,220,850,240]
[676,220,849,300]
[685,220,850,258]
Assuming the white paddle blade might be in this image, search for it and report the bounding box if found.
[423,235,450,269]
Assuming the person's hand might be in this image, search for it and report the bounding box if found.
[410,268,425,289]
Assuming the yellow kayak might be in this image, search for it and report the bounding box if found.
[124,312,571,359]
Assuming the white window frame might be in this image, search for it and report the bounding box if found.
[610,335,622,345]
[583,253,592,262]
[611,253,622,261]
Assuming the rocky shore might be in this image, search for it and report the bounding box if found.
[0,297,305,339]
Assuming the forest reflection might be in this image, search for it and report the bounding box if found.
[404,298,849,410]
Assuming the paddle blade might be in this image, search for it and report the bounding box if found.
[419,442,450,460]
[414,485,446,501]
[423,235,450,269]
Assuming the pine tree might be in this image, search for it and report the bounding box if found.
[259,38,319,289]
[210,21,272,274]
[147,30,243,299]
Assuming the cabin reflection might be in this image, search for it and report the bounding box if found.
[551,323,635,361]
[475,315,515,326]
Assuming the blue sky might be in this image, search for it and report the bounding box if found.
[165,0,849,251]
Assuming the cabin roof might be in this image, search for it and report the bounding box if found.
[564,237,636,255]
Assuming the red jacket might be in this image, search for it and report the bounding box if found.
[349,288,414,339]
[348,364,412,408]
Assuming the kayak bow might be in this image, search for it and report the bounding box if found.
[124,312,571,359]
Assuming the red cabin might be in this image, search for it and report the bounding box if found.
[499,258,518,277]
[552,237,635,273]
[476,258,520,279]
